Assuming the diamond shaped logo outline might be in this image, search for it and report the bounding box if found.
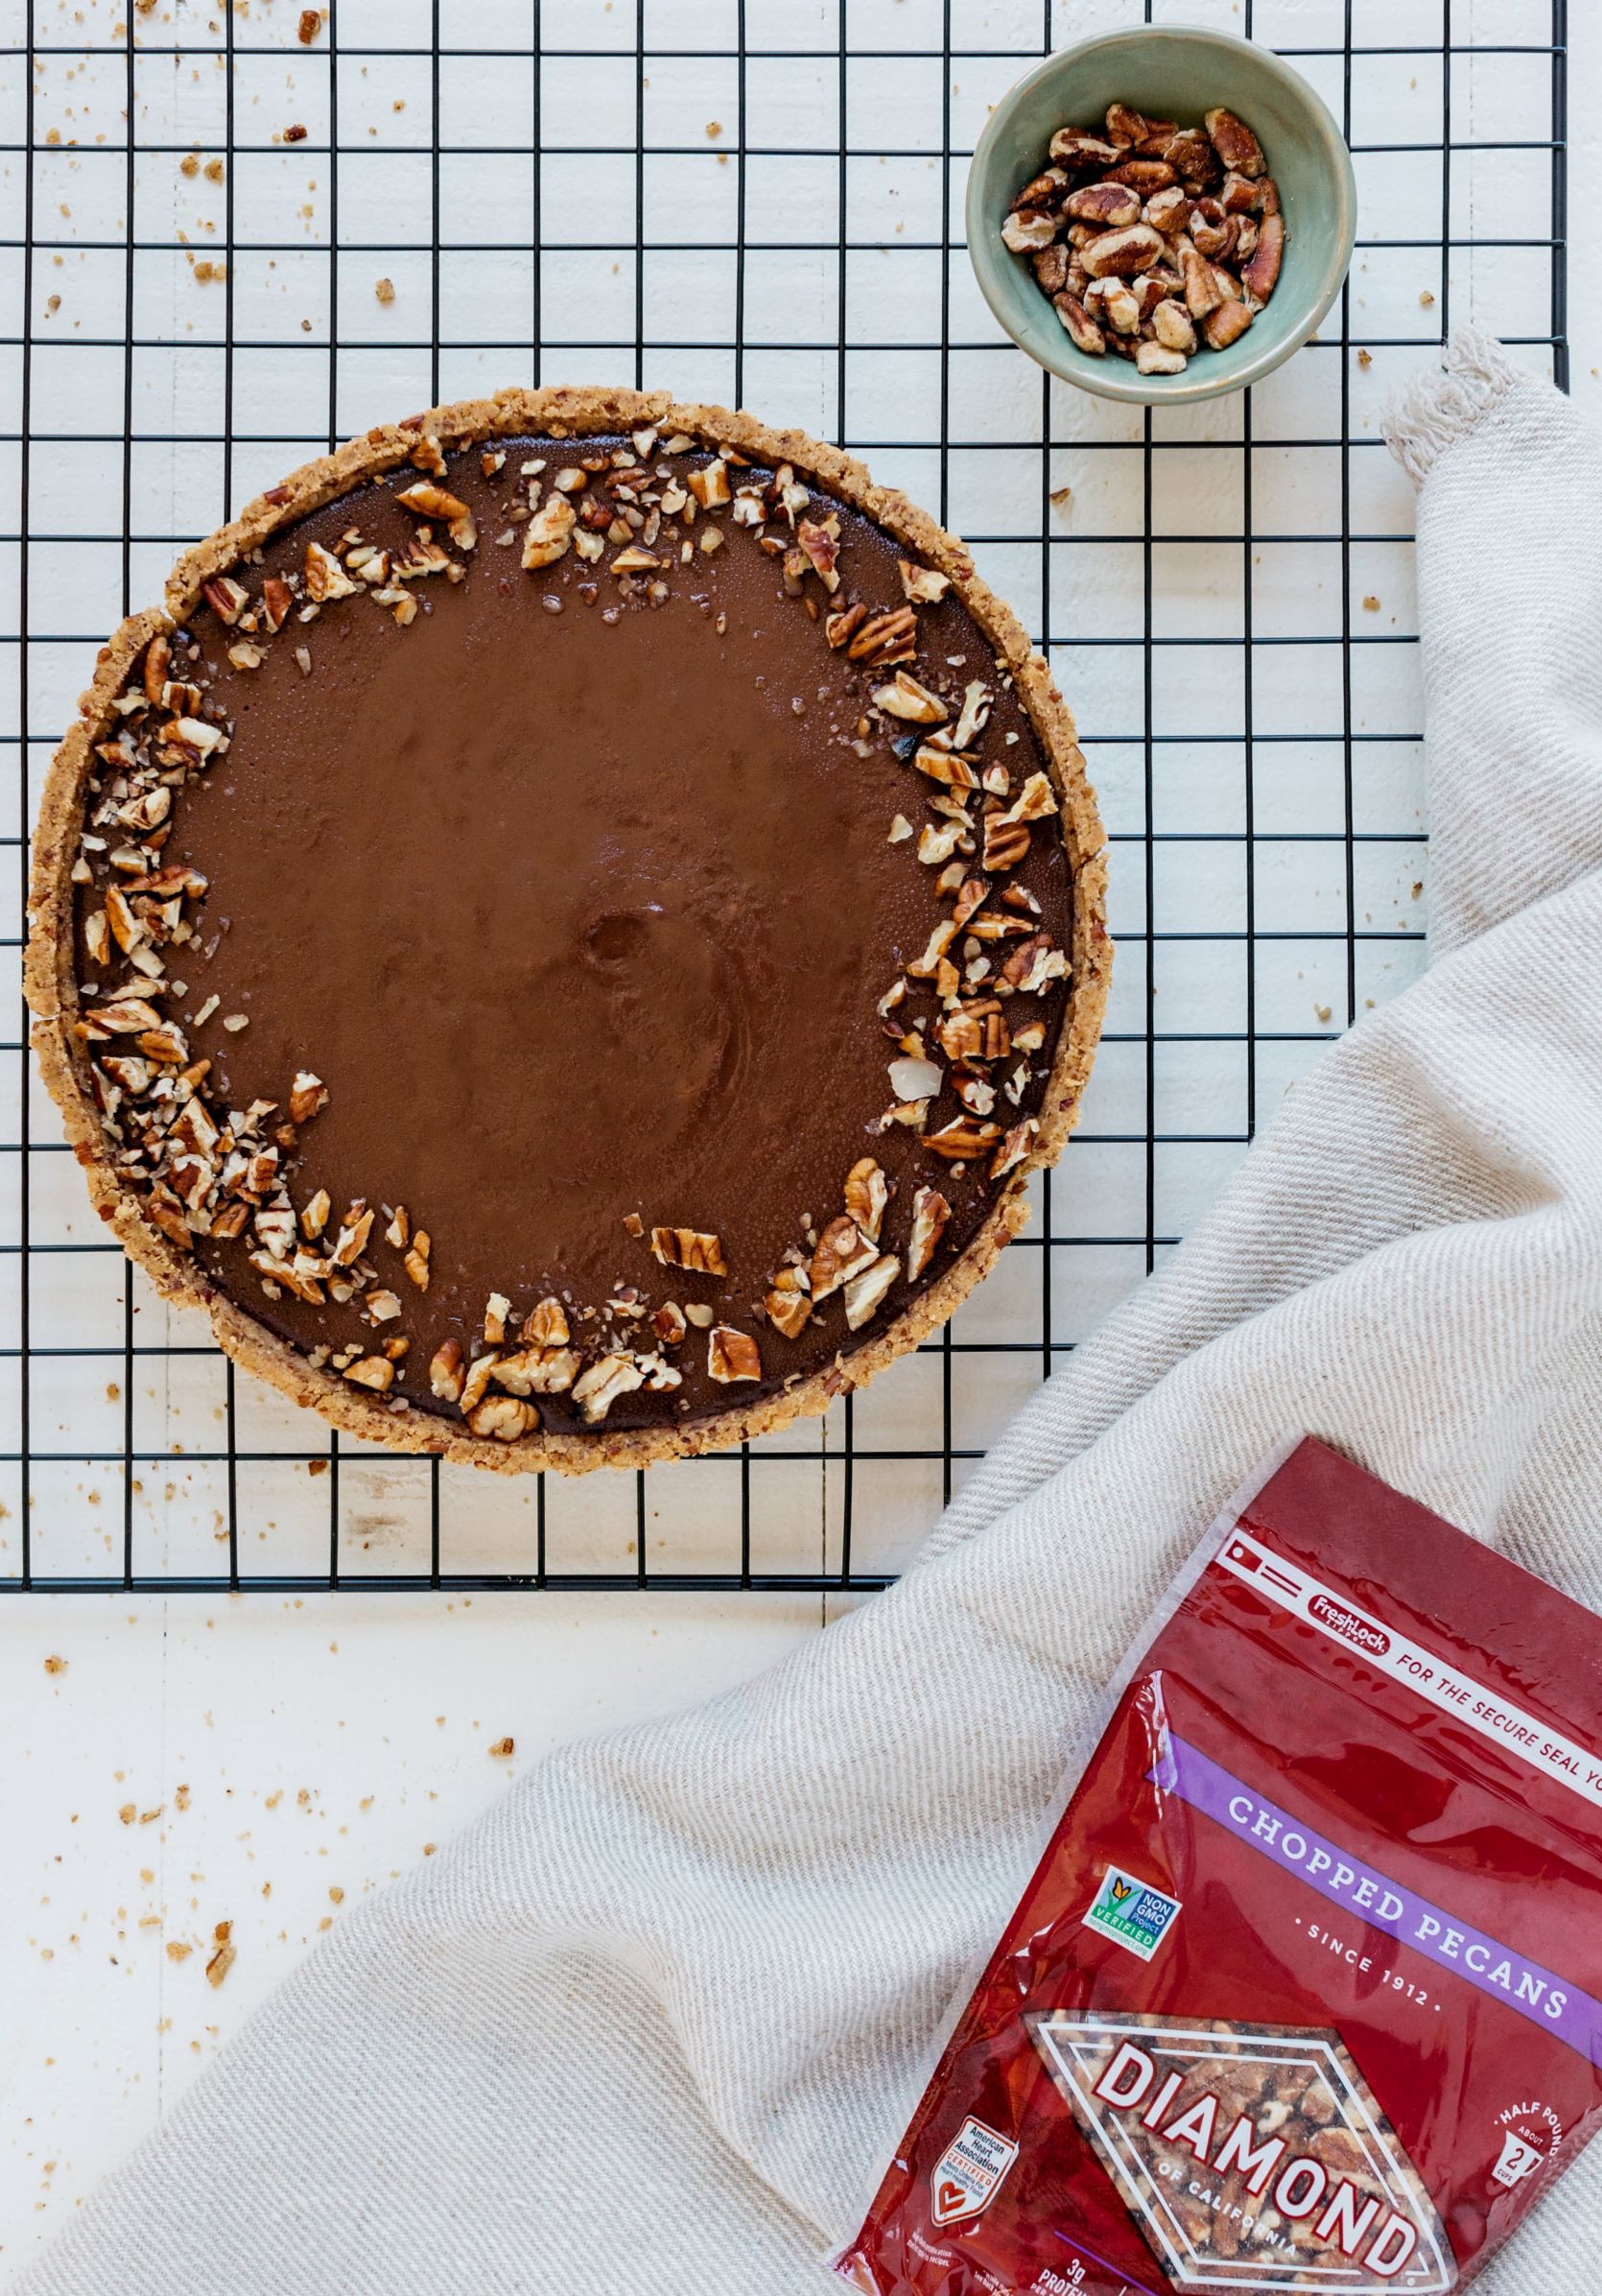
[1027,2011,1454,2293]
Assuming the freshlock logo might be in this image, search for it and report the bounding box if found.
[1308,1592,1391,1657]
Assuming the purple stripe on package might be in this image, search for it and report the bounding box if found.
[1150,1734,1602,2066]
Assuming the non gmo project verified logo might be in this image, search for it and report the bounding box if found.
[1082,1865,1182,1963]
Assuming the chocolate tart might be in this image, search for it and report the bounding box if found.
[27,389,1109,1474]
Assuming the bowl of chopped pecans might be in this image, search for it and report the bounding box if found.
[967,25,1356,404]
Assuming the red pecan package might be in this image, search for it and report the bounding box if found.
[835,1435,1602,2295]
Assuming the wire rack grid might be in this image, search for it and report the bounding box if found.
[0,0,1568,1595]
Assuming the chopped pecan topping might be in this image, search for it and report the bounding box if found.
[797,516,841,591]
[521,492,576,570]
[848,606,918,668]
[888,1053,943,1102]
[304,539,359,602]
[873,670,948,723]
[898,560,950,605]
[524,1295,570,1346]
[992,1117,1040,1178]
[459,1351,500,1415]
[288,1070,327,1124]
[687,460,731,509]
[825,602,866,651]
[396,479,476,550]
[911,744,978,792]
[428,1339,465,1402]
[764,1274,813,1340]
[907,1187,951,1281]
[650,1226,727,1277]
[844,1253,900,1332]
[811,1215,880,1303]
[845,1155,888,1243]
[403,1233,431,1290]
[483,1291,511,1344]
[707,1325,762,1384]
[572,1353,647,1423]
[652,1300,687,1347]
[490,1347,579,1397]
[952,876,989,930]
[925,1116,1004,1162]
[468,1394,540,1440]
[342,1356,394,1393]
[907,919,958,978]
[202,575,250,626]
[983,814,1032,873]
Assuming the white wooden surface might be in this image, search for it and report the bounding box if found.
[1,1,1596,2275]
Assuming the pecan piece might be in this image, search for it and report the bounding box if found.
[811,1215,879,1303]
[848,606,918,668]
[843,1253,901,1332]
[524,1295,570,1346]
[797,515,841,591]
[825,603,865,651]
[1240,210,1284,306]
[707,1326,762,1384]
[991,1117,1040,1178]
[288,1070,328,1124]
[1102,158,1177,195]
[572,1353,646,1424]
[845,1156,889,1243]
[1001,209,1058,255]
[1179,238,1224,320]
[1144,183,1190,237]
[143,632,172,703]
[1032,243,1070,297]
[342,1356,394,1393]
[1054,294,1105,356]
[910,744,978,792]
[1205,105,1266,178]
[304,539,358,602]
[1137,342,1188,375]
[1011,165,1069,212]
[1164,127,1221,192]
[1203,298,1254,350]
[1064,181,1141,229]
[202,575,249,625]
[1048,128,1119,170]
[899,559,950,606]
[983,813,1032,873]
[907,1187,951,1281]
[764,1276,813,1341]
[872,670,948,723]
[925,1116,1003,1162]
[521,492,576,570]
[1079,223,1166,279]
[490,1347,579,1397]
[1151,298,1198,354]
[650,1226,727,1277]
[686,459,731,509]
[467,1394,539,1440]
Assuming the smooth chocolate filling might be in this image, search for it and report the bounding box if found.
[74,433,1075,1435]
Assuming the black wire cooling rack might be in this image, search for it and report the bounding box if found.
[1,1,1568,1596]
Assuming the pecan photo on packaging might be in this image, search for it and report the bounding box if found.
[836,1437,1602,2295]
[1001,103,1285,373]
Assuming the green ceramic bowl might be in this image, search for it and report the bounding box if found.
[967,25,1356,405]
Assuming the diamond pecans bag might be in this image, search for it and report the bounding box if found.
[835,1436,1602,2295]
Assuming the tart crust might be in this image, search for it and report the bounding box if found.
[26,387,1111,1475]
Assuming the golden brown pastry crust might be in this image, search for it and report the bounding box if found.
[26,386,1111,1474]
